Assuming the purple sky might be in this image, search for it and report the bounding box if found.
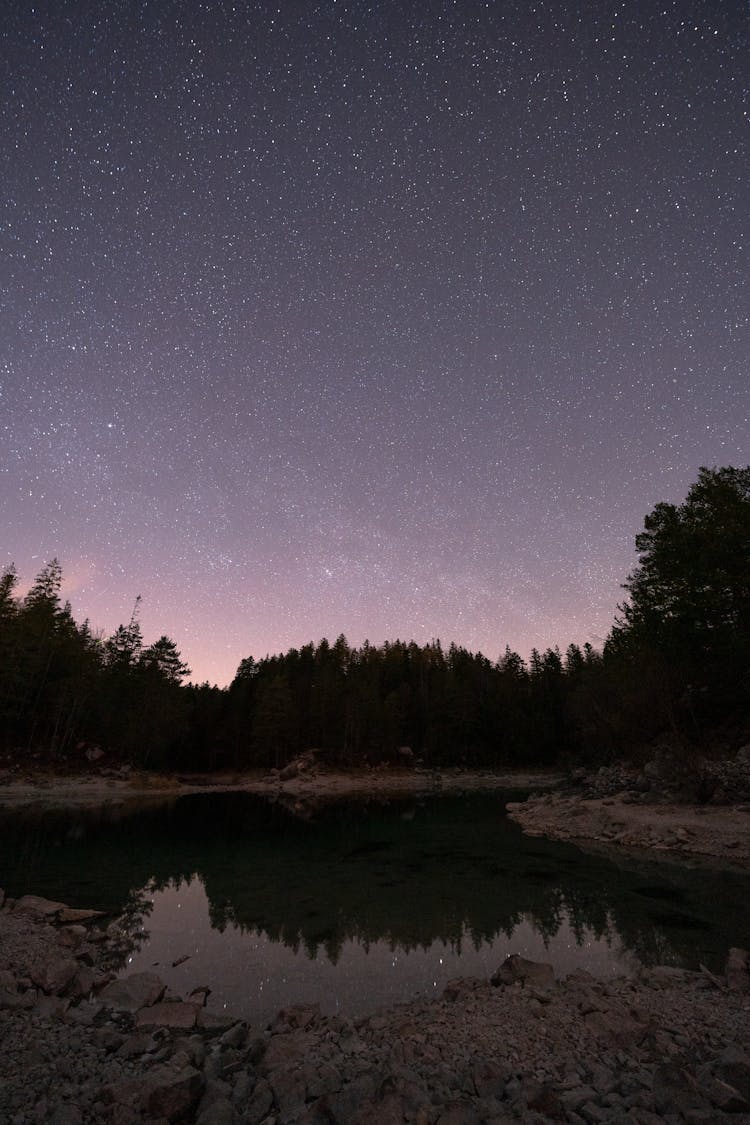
[3,1,748,685]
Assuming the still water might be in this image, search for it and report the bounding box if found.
[1,791,747,1024]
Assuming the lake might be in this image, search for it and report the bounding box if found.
[1,789,747,1024]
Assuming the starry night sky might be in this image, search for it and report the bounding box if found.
[3,1,749,686]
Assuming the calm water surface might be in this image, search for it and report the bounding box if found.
[1,790,747,1023]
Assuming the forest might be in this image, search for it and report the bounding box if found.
[1,466,748,774]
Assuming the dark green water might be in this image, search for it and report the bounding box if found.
[1,791,747,1022]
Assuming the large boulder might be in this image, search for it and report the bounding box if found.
[135,1000,200,1029]
[491,955,555,989]
[145,1064,204,1121]
[99,971,165,1012]
[30,953,78,995]
[14,894,67,918]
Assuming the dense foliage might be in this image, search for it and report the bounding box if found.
[1,466,748,772]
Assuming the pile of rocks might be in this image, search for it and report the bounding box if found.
[1,890,749,1123]
[570,744,750,807]
[708,746,750,804]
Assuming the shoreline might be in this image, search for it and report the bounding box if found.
[1,891,749,1123]
[3,771,750,1120]
[2,764,750,867]
[506,791,750,867]
[0,765,562,810]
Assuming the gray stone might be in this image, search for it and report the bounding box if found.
[33,993,70,1019]
[99,971,166,1012]
[0,987,32,1011]
[197,1008,239,1032]
[271,1067,307,1119]
[713,1048,750,1100]
[702,1073,750,1113]
[145,1064,205,1121]
[245,1076,274,1121]
[14,894,67,918]
[57,907,106,924]
[262,1029,314,1072]
[219,1021,248,1049]
[434,1098,481,1124]
[196,1095,236,1124]
[472,1058,511,1099]
[560,1085,598,1111]
[135,1000,200,1029]
[231,1070,255,1104]
[307,1061,343,1098]
[271,1002,320,1031]
[116,1031,158,1059]
[491,954,555,990]
[525,1080,565,1118]
[30,953,78,995]
[326,1074,377,1120]
[651,1064,710,1117]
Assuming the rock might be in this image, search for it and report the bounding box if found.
[325,1074,377,1120]
[116,1032,158,1059]
[197,1009,238,1032]
[583,1004,649,1047]
[525,1080,565,1118]
[0,986,35,1010]
[219,1021,247,1049]
[145,1064,204,1121]
[652,1064,710,1117]
[57,907,106,924]
[471,1058,511,1099]
[434,1098,481,1124]
[725,946,750,991]
[261,1029,315,1072]
[271,1001,320,1031]
[135,1000,200,1029]
[14,894,67,918]
[231,1071,254,1104]
[189,985,211,1006]
[271,1066,307,1119]
[99,971,166,1012]
[30,953,78,995]
[713,1048,750,1101]
[491,955,555,989]
[196,1095,236,1124]
[443,978,478,1002]
[245,1076,273,1120]
[57,924,88,950]
[702,1073,750,1113]
[307,1061,343,1098]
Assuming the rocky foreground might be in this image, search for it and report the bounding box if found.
[1,892,749,1123]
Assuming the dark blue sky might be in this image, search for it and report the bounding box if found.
[3,1,748,684]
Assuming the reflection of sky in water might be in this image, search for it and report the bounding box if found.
[123,876,629,1024]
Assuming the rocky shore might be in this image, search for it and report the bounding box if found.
[0,765,562,812]
[506,751,750,865]
[1,890,749,1123]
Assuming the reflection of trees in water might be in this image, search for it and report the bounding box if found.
[0,793,742,972]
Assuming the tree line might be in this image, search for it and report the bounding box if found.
[1,466,748,772]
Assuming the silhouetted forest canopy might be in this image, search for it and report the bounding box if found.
[1,467,748,772]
